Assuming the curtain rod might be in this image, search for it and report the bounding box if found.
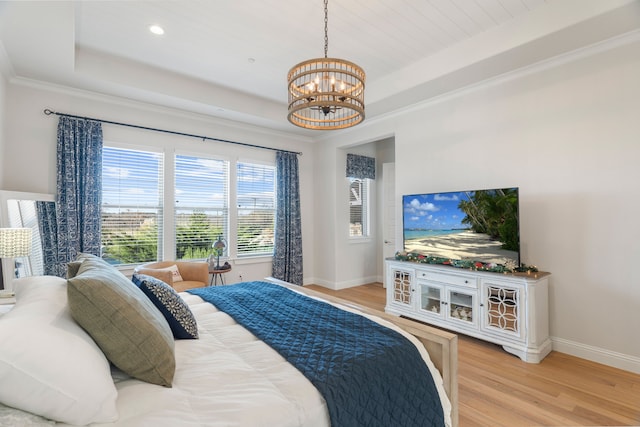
[43,109,302,156]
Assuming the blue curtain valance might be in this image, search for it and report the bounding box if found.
[346,153,375,180]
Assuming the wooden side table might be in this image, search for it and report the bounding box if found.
[209,267,231,286]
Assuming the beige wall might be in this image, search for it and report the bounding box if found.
[318,34,640,373]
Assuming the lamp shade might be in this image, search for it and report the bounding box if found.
[0,228,32,257]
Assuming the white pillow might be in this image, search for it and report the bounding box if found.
[0,276,118,425]
[158,264,184,282]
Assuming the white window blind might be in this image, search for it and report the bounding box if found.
[236,162,275,256]
[349,178,369,237]
[175,154,229,260]
[101,146,164,265]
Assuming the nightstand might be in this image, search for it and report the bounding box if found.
[209,266,231,286]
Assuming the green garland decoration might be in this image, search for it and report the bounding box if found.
[394,251,538,274]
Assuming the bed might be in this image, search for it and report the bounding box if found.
[0,255,458,427]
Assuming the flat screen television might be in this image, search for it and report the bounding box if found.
[401,187,520,271]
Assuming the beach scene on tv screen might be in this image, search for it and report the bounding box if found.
[403,188,520,266]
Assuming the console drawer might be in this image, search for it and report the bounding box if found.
[416,270,477,288]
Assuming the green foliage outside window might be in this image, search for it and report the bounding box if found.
[102,221,159,265]
[102,211,273,264]
[176,212,222,260]
[237,210,274,256]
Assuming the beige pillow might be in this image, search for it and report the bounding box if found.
[67,255,175,387]
[159,264,184,282]
[67,261,83,278]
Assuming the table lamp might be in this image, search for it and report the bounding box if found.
[0,227,33,294]
[211,235,227,270]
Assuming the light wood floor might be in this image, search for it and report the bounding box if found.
[306,283,640,427]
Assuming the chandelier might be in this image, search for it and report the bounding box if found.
[287,0,365,130]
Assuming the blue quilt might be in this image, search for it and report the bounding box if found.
[189,281,445,427]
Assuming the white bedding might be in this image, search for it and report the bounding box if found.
[1,289,451,427]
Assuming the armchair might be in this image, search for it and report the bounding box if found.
[133,261,209,292]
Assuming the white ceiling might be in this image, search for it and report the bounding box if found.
[1,0,639,137]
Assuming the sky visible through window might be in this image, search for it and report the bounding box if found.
[103,149,275,208]
[102,147,162,208]
[175,155,227,209]
[237,162,275,210]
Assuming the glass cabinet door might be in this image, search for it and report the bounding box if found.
[482,284,522,339]
[448,289,476,327]
[391,269,413,307]
[419,283,443,317]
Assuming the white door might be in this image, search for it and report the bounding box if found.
[382,163,396,286]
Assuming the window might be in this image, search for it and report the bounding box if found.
[236,162,275,256]
[102,144,276,265]
[349,178,369,237]
[101,146,164,265]
[175,154,229,260]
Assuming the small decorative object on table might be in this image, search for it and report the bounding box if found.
[209,235,231,285]
[210,235,227,270]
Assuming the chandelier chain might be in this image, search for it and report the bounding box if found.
[323,0,329,58]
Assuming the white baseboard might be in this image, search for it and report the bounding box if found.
[301,277,319,287]
[306,276,379,291]
[552,337,640,375]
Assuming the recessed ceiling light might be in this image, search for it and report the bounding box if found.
[149,25,164,35]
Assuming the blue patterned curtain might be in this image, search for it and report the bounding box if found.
[346,153,376,179]
[53,117,103,275]
[272,151,303,285]
[35,201,66,277]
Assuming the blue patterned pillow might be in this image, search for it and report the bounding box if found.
[131,274,199,340]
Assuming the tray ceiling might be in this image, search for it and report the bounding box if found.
[1,0,638,136]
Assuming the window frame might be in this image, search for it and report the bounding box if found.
[348,177,370,238]
[236,160,276,257]
[101,143,277,268]
[174,152,230,262]
[100,143,165,266]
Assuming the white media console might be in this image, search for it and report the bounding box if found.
[385,259,551,363]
